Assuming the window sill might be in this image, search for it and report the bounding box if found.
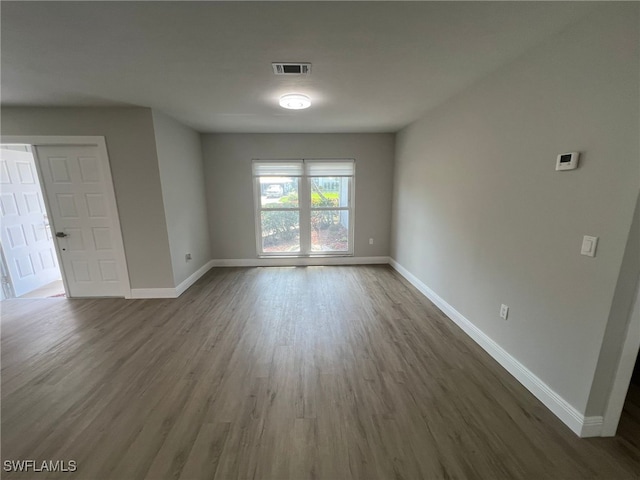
[258,253,354,259]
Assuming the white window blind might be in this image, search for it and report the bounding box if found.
[305,160,354,177]
[253,160,303,177]
[253,159,354,177]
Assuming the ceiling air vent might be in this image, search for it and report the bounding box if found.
[272,63,311,75]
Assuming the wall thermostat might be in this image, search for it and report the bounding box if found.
[556,152,579,171]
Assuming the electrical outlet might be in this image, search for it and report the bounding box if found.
[185,253,192,261]
[369,238,374,245]
[500,304,509,320]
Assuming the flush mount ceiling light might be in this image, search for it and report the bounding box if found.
[279,93,311,110]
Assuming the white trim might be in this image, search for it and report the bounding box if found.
[211,256,389,267]
[582,416,605,437]
[175,260,216,296]
[2,135,107,146]
[601,281,640,436]
[129,257,386,296]
[130,288,178,299]
[130,260,216,298]
[389,257,602,438]
[3,136,132,299]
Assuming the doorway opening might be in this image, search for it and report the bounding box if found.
[617,352,640,440]
[0,145,65,299]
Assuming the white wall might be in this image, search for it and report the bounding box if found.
[202,133,394,260]
[391,3,639,420]
[152,110,211,285]
[1,107,175,289]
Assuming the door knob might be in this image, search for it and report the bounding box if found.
[55,232,68,238]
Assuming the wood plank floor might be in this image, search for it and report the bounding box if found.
[2,265,639,480]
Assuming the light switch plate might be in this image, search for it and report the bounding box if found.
[581,235,598,257]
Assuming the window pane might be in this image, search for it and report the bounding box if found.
[260,177,299,208]
[311,210,349,252]
[311,177,349,208]
[261,210,300,253]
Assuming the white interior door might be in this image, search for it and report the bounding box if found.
[34,144,128,298]
[0,147,61,297]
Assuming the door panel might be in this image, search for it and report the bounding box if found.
[35,145,127,298]
[0,148,61,296]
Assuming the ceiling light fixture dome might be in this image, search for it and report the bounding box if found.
[279,93,311,110]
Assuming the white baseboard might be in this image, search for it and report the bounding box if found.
[581,416,605,437]
[130,288,178,299]
[389,257,603,438]
[175,260,216,296]
[130,260,216,299]
[130,258,385,298]
[211,256,390,267]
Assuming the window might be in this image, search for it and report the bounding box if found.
[253,159,354,256]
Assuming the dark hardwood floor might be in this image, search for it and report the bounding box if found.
[2,265,639,479]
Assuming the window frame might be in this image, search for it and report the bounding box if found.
[253,159,355,258]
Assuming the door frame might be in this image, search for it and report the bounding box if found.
[1,136,132,298]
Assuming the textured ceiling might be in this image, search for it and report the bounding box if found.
[1,1,598,133]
